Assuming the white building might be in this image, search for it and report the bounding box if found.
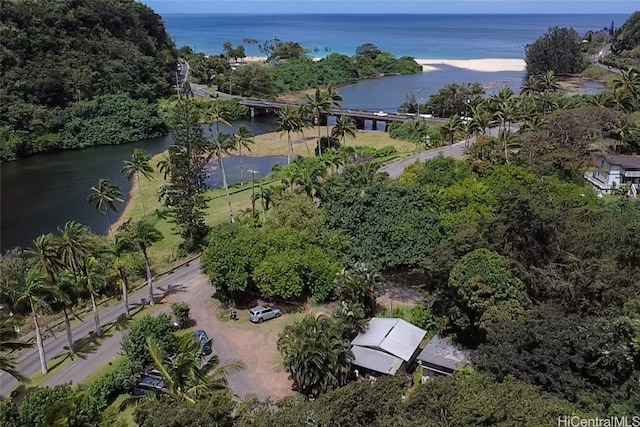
[350,317,427,376]
[584,155,640,197]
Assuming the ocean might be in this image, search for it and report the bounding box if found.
[160,13,631,59]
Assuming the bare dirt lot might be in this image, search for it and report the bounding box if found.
[182,275,295,402]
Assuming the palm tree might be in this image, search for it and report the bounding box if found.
[498,129,521,163]
[331,115,357,147]
[109,234,136,319]
[232,125,255,185]
[83,256,104,337]
[252,185,278,221]
[324,85,343,144]
[520,75,541,96]
[540,70,560,92]
[0,316,31,381]
[212,132,236,224]
[277,314,352,398]
[122,149,154,216]
[276,104,306,164]
[306,88,332,156]
[52,270,79,355]
[120,219,163,306]
[612,69,640,102]
[148,334,244,404]
[441,115,463,152]
[88,178,123,237]
[208,103,235,223]
[15,269,54,375]
[28,233,76,354]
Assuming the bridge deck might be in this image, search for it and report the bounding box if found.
[238,99,447,125]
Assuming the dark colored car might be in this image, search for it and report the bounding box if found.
[195,329,212,356]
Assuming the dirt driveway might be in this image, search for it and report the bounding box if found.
[166,274,294,402]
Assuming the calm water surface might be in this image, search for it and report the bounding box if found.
[1,64,605,251]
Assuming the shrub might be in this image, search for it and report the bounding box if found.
[121,314,176,367]
[171,302,191,327]
[0,398,19,427]
[86,358,142,410]
[19,385,74,427]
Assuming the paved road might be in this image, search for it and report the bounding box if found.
[380,141,468,179]
[0,260,201,396]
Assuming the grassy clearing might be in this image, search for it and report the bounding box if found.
[115,128,414,270]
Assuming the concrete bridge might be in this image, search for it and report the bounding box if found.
[238,99,448,131]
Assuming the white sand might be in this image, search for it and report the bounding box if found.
[415,58,526,73]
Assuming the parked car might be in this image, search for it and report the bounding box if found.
[195,329,212,356]
[249,305,281,323]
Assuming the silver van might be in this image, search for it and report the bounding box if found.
[248,305,281,323]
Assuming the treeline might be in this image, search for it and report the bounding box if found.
[0,0,178,160]
[526,12,640,75]
[183,41,422,97]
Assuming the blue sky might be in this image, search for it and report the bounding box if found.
[141,1,638,14]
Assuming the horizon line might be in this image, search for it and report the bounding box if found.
[158,12,631,15]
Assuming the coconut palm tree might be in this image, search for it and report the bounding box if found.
[498,128,521,163]
[0,316,31,381]
[331,115,357,147]
[147,334,244,404]
[88,178,123,237]
[441,115,463,152]
[122,149,154,216]
[520,75,542,96]
[324,85,343,143]
[55,221,93,354]
[82,256,105,336]
[109,234,136,319]
[15,269,54,374]
[120,219,163,306]
[306,88,332,156]
[612,69,640,102]
[232,125,255,185]
[211,132,236,224]
[276,104,306,164]
[252,185,279,221]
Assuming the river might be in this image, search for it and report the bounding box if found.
[1,66,603,252]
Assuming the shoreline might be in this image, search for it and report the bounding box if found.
[415,58,527,73]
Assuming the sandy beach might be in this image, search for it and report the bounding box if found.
[242,56,526,73]
[415,58,526,73]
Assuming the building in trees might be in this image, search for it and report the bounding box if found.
[584,154,640,197]
[350,317,426,376]
[416,335,471,378]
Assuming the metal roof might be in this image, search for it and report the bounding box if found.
[416,335,471,371]
[351,345,403,375]
[351,317,427,362]
[603,155,640,170]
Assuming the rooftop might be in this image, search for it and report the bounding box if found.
[351,345,403,376]
[351,317,427,362]
[603,155,640,170]
[417,335,471,372]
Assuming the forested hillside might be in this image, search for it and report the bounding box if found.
[0,0,177,160]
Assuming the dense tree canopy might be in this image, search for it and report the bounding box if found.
[525,27,586,75]
[0,0,177,159]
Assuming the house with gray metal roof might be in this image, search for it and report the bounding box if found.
[416,334,471,377]
[350,317,427,376]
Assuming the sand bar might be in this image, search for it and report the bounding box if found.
[415,58,526,73]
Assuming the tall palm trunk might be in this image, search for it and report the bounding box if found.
[218,152,234,224]
[136,172,146,216]
[142,249,154,306]
[119,267,130,319]
[63,308,74,356]
[239,145,244,186]
[317,111,322,156]
[90,293,101,337]
[32,305,47,375]
[105,210,113,237]
[287,133,292,165]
